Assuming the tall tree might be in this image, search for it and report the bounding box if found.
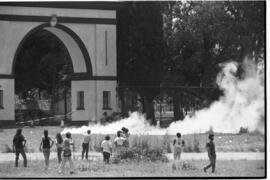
[117,1,165,125]
[162,1,265,120]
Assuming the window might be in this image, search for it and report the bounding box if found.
[0,90,3,109]
[105,31,108,66]
[103,91,111,109]
[77,91,84,110]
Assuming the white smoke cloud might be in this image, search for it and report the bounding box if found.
[62,58,265,135]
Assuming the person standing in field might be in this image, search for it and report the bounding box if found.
[203,134,216,173]
[101,135,113,164]
[114,130,126,155]
[59,132,75,174]
[13,128,27,167]
[81,130,91,160]
[121,127,130,148]
[55,133,63,164]
[172,132,185,170]
[40,130,54,170]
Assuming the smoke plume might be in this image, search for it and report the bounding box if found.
[62,58,265,135]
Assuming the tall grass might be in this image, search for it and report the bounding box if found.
[0,127,265,153]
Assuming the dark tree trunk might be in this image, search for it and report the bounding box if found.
[173,91,185,121]
[173,90,181,121]
[141,95,156,125]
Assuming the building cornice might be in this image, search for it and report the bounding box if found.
[0,2,121,10]
[0,14,116,24]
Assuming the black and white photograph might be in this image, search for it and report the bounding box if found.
[0,1,266,178]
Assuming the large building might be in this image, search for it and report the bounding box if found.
[0,2,119,126]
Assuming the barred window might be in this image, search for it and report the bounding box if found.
[77,91,84,109]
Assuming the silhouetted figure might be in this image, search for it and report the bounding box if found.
[40,130,54,170]
[204,134,216,173]
[81,130,91,160]
[13,128,27,167]
[55,133,63,164]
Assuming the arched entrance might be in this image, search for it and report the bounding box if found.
[13,23,92,126]
[0,4,118,126]
[14,28,72,125]
[12,23,92,76]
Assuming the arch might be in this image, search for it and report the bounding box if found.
[12,23,92,76]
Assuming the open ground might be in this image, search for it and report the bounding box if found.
[0,126,265,177]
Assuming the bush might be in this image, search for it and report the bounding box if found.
[2,144,13,153]
[239,127,248,134]
[182,161,197,170]
[183,134,201,152]
[162,133,172,153]
[114,146,169,163]
[183,142,193,152]
[193,134,201,152]
[25,146,35,153]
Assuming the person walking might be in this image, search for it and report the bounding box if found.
[203,134,216,173]
[13,128,27,167]
[101,135,112,164]
[59,132,75,174]
[40,130,54,170]
[81,130,91,160]
[55,133,63,164]
[172,132,184,170]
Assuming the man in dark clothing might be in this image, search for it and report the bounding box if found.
[203,134,216,173]
[13,129,27,167]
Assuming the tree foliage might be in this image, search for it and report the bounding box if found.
[15,29,72,99]
[117,1,165,124]
[161,1,265,120]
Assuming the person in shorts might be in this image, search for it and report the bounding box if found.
[204,134,216,173]
[55,133,63,164]
[40,130,54,170]
[59,132,75,174]
[101,135,112,164]
[13,128,27,167]
[172,132,184,170]
[81,130,91,160]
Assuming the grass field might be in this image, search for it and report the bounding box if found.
[0,159,265,177]
[0,126,265,153]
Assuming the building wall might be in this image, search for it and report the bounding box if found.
[0,21,41,74]
[95,24,117,76]
[0,6,116,19]
[0,79,14,120]
[0,5,118,124]
[96,80,118,119]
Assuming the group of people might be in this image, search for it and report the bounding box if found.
[12,127,216,174]
[12,127,130,174]
[13,128,76,174]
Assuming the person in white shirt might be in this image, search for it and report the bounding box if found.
[81,130,91,160]
[172,132,185,170]
[101,135,112,164]
[114,130,126,155]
